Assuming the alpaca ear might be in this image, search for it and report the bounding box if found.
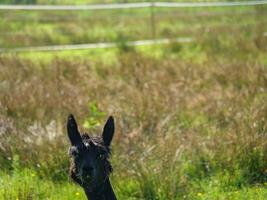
[102,116,115,147]
[67,114,83,146]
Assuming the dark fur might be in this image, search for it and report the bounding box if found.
[67,115,117,200]
[69,134,113,187]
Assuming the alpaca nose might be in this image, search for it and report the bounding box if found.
[83,165,94,175]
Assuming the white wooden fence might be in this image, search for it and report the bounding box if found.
[0,1,267,10]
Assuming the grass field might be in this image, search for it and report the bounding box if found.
[1,6,267,48]
[0,1,267,200]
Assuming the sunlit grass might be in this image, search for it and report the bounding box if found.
[1,161,266,200]
[0,5,266,48]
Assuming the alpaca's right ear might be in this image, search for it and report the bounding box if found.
[67,114,83,146]
[102,116,115,147]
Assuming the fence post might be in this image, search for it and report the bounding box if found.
[150,1,156,39]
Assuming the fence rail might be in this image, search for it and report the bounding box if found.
[0,38,193,53]
[0,1,267,10]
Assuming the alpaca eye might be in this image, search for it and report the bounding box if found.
[69,147,79,157]
[72,151,79,157]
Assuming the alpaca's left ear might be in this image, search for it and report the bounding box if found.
[67,114,83,146]
[102,116,115,147]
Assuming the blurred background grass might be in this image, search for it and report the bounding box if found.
[0,0,267,199]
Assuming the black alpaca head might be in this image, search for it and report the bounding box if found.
[67,114,115,192]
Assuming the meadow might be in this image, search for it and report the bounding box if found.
[0,2,267,200]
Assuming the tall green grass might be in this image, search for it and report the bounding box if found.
[1,5,266,48]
